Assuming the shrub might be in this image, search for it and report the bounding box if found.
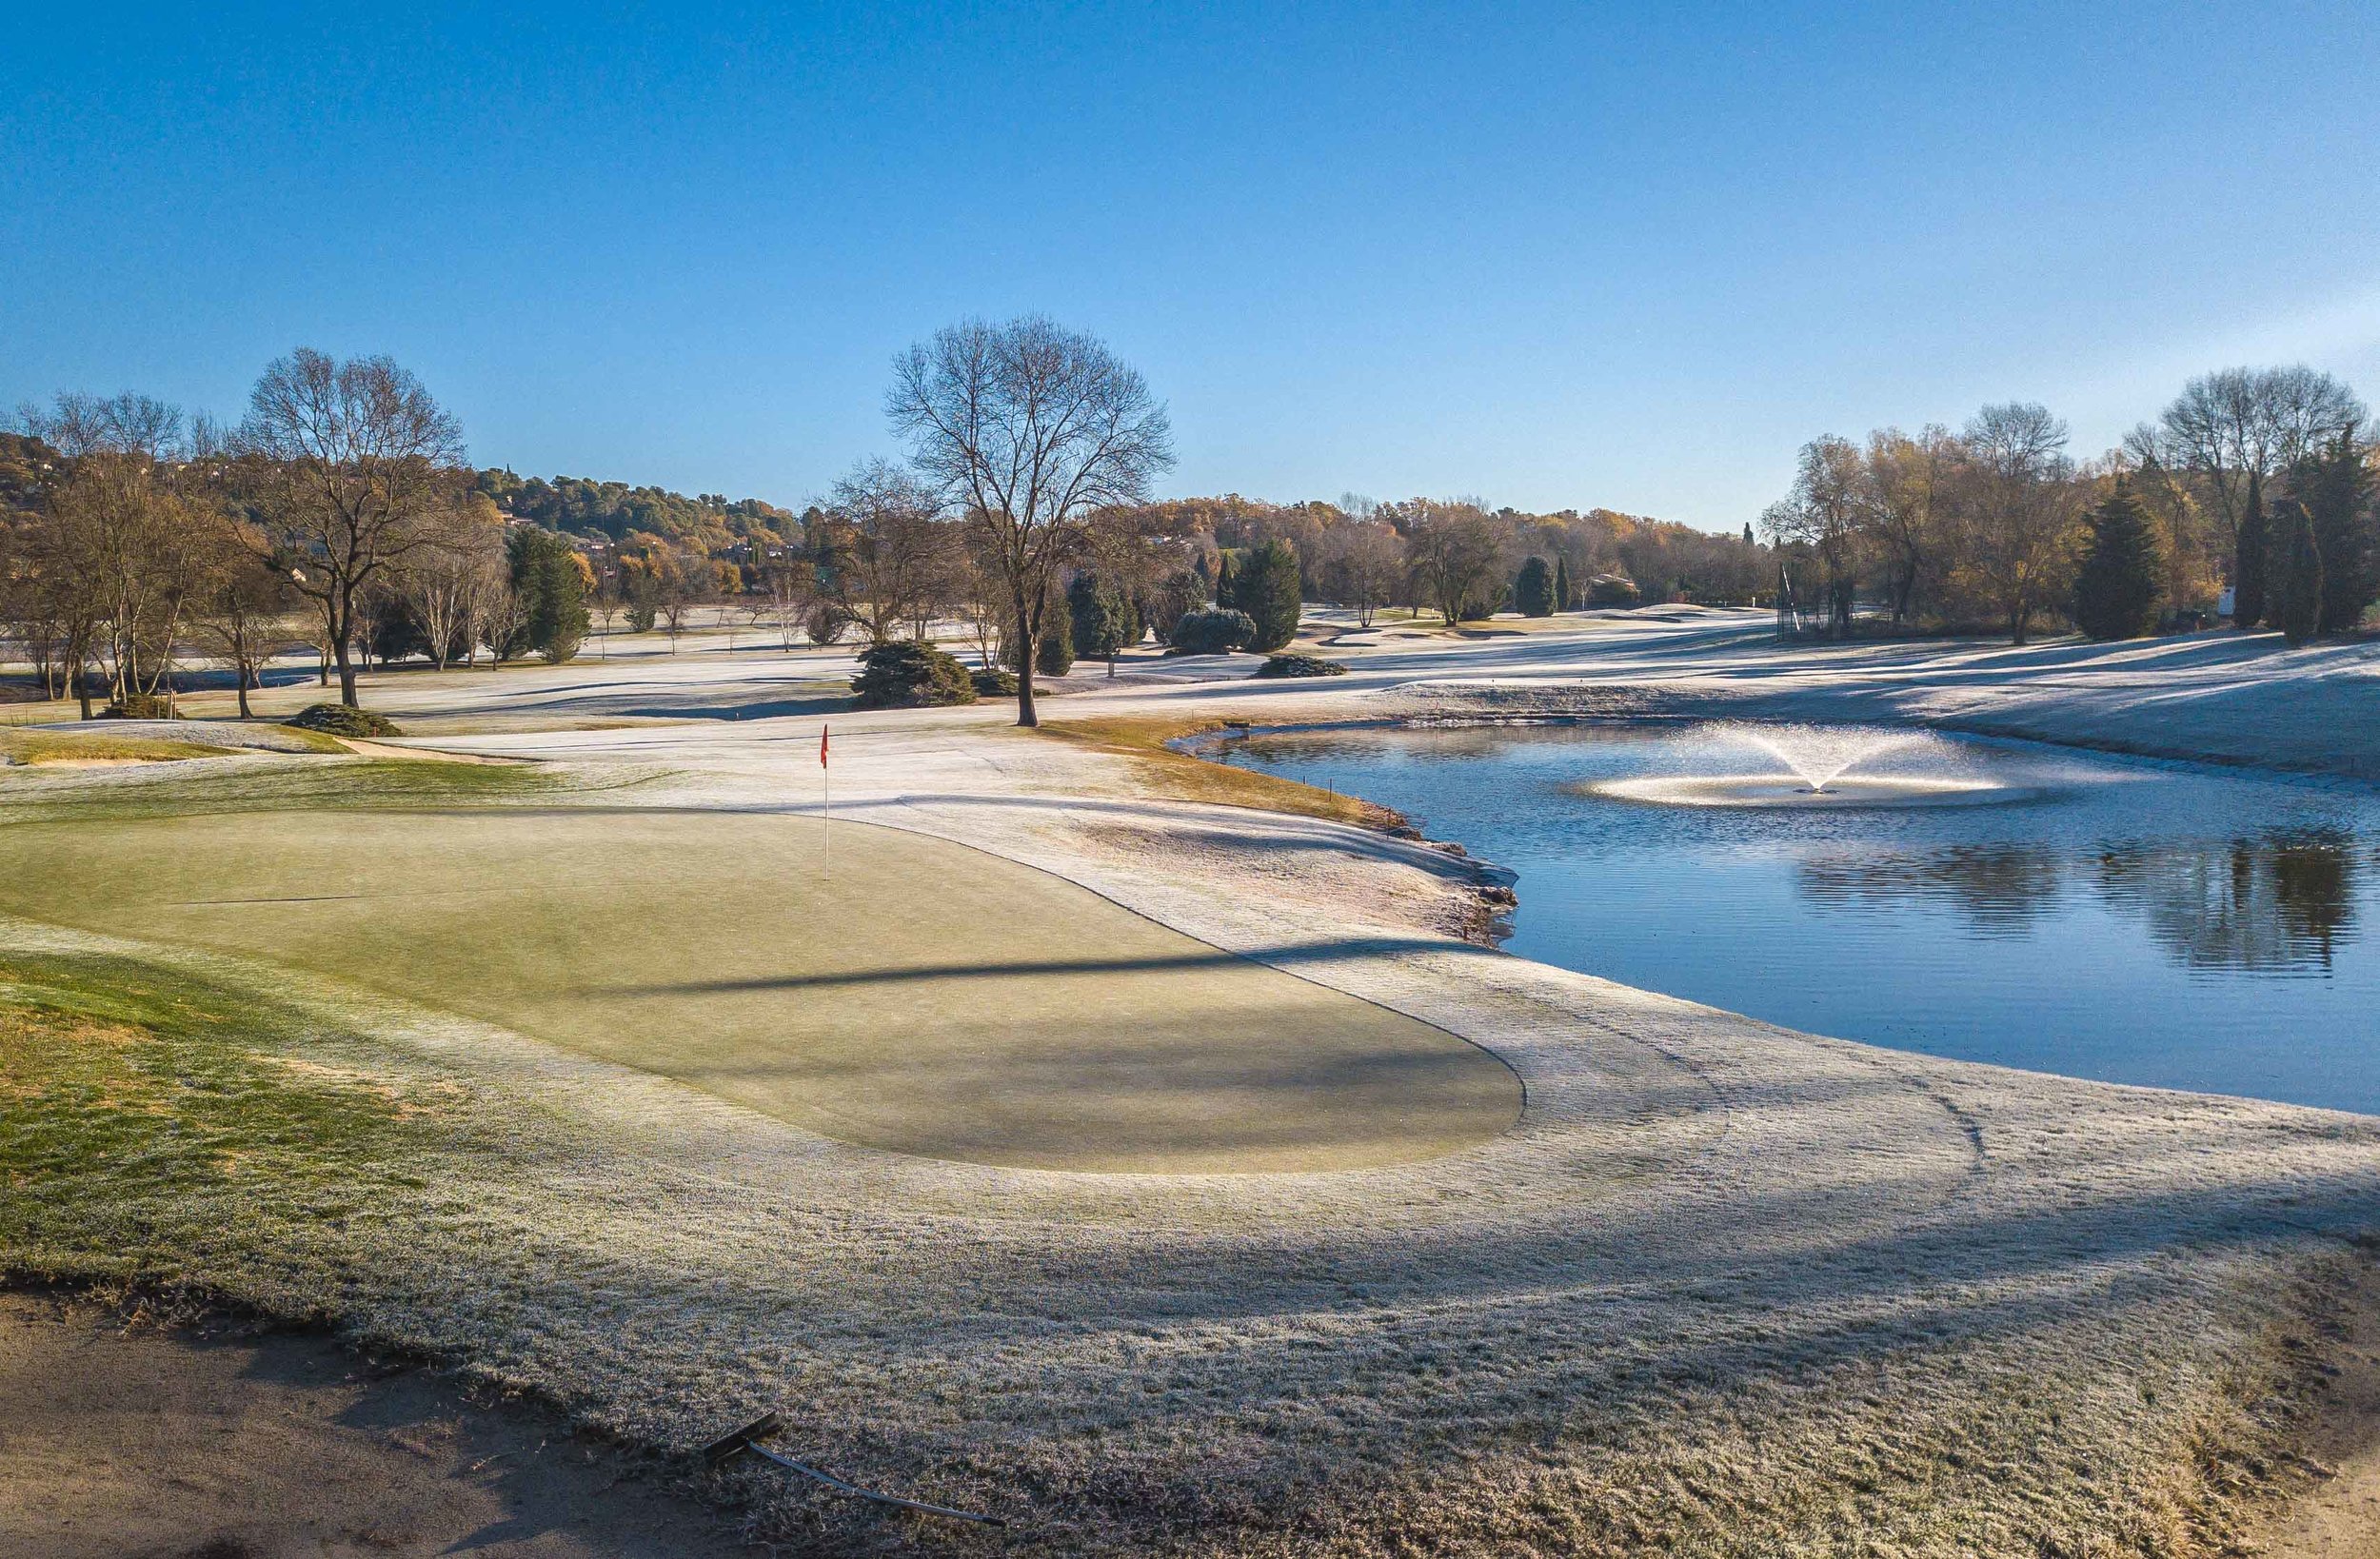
[1515,556,1556,617]
[970,666,1019,698]
[1585,575,1642,608]
[850,641,979,708]
[1254,654,1349,679]
[99,693,181,720]
[1168,607,1258,655]
[287,702,404,738]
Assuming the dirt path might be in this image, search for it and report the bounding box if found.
[0,1290,752,1559]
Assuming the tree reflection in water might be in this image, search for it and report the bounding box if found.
[1798,831,2364,973]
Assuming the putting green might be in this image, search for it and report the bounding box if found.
[0,809,1518,1173]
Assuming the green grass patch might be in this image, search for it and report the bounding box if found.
[0,756,581,829]
[0,728,235,766]
[0,951,475,1291]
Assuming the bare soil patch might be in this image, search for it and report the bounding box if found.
[0,1288,751,1559]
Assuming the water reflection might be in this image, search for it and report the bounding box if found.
[1796,832,2363,973]
[1799,845,2065,936]
[2095,831,2360,973]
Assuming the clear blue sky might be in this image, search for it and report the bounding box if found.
[7,3,2377,530]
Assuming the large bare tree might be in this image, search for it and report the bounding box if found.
[1398,500,1506,624]
[2156,366,2365,618]
[1957,402,2081,644]
[233,349,465,706]
[818,457,958,643]
[1761,436,1870,636]
[886,316,1173,727]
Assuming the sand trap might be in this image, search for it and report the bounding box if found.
[0,808,1518,1174]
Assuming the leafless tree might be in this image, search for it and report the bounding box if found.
[1864,425,1957,624]
[1314,519,1405,626]
[394,496,507,669]
[820,458,957,643]
[887,316,1174,726]
[1761,437,1870,635]
[232,349,466,707]
[1957,403,2082,644]
[1398,500,1506,624]
[191,517,295,719]
[2157,366,2366,599]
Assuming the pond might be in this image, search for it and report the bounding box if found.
[1197,720,2380,1115]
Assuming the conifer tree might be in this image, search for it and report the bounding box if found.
[1554,554,1571,613]
[2275,494,2324,646]
[2298,429,2377,634]
[2233,470,2270,627]
[1236,539,1303,651]
[2073,477,2162,641]
[1515,555,1556,616]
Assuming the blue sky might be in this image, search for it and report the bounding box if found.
[6,2,2377,529]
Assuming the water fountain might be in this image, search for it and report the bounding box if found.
[1589,722,2034,808]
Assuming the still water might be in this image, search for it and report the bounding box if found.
[1200,721,2380,1114]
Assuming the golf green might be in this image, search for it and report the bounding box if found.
[0,808,1518,1172]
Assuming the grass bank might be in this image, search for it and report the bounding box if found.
[1034,715,1398,830]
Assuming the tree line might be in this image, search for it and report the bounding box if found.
[1761,368,2377,644]
[1,352,595,715]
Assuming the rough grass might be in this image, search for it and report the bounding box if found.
[0,806,1517,1173]
[0,755,571,827]
[0,728,235,765]
[0,950,486,1297]
[1034,717,1398,830]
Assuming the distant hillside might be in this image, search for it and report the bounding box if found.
[476,468,804,552]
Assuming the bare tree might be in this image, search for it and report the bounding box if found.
[1864,425,1957,624]
[233,349,466,706]
[394,495,507,669]
[2157,366,2366,617]
[1316,519,1405,626]
[1958,403,2082,644]
[820,457,957,643]
[1761,437,1870,636]
[887,316,1173,727]
[1398,500,1506,624]
[191,516,295,719]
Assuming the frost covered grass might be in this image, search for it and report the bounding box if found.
[5,653,2380,1554]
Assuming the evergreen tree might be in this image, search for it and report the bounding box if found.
[1742,522,1755,547]
[1214,548,1239,611]
[2275,494,2324,646]
[2072,477,2163,641]
[506,526,591,663]
[1554,554,1571,613]
[2298,430,2378,634]
[1514,555,1557,616]
[1036,606,1076,676]
[1236,539,1303,651]
[2233,470,2270,627]
[1068,569,1141,675]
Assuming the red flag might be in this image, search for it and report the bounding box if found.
[820,723,830,768]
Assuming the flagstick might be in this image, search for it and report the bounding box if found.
[821,723,831,871]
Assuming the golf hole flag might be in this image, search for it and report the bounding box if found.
[820,724,830,767]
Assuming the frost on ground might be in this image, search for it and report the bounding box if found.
[5,616,2380,1554]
